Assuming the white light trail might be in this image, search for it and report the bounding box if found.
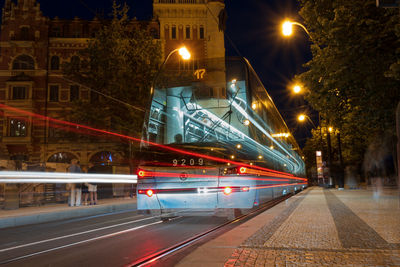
[0,172,137,184]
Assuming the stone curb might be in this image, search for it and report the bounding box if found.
[0,202,136,229]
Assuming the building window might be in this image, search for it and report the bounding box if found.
[51,27,61,37]
[49,85,59,102]
[199,26,205,39]
[171,25,177,39]
[20,27,30,40]
[72,30,81,38]
[91,28,99,38]
[50,56,60,70]
[70,85,79,101]
[185,26,191,39]
[71,56,80,71]
[90,90,99,103]
[47,152,77,163]
[150,28,159,39]
[12,55,34,70]
[9,118,27,137]
[12,86,27,100]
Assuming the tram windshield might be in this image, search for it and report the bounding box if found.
[141,57,305,176]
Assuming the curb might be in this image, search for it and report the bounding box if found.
[0,202,136,229]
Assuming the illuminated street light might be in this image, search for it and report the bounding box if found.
[293,84,302,94]
[328,126,333,133]
[282,21,293,36]
[281,20,311,38]
[151,46,191,94]
[298,114,306,122]
[243,119,250,126]
[178,47,191,60]
[236,144,242,149]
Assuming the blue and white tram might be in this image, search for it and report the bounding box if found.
[138,57,307,218]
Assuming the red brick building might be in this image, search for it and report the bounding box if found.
[0,0,225,204]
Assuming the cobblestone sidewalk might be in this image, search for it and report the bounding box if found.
[225,187,400,266]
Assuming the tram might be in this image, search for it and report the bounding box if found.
[137,57,307,218]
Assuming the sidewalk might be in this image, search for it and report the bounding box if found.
[177,187,400,266]
[0,197,137,229]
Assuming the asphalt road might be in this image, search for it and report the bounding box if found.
[0,210,228,267]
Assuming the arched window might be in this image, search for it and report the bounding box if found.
[71,56,80,71]
[12,55,34,70]
[47,152,77,163]
[50,56,60,70]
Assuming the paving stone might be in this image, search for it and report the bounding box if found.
[224,187,400,266]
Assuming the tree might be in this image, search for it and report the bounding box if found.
[63,2,162,139]
[297,0,400,171]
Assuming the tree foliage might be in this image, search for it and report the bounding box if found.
[63,2,162,139]
[297,0,400,169]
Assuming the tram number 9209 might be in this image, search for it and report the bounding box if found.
[173,158,204,167]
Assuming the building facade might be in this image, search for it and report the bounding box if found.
[0,0,225,204]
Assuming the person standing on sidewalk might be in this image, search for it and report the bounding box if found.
[81,165,89,206]
[87,163,98,205]
[68,159,82,206]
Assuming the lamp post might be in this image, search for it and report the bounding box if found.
[151,46,191,95]
[282,20,311,37]
[298,113,335,186]
[140,46,191,169]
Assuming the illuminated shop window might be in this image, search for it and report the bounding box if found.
[9,118,27,137]
[48,152,77,163]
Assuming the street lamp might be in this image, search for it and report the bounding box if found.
[293,84,302,94]
[297,113,317,128]
[151,46,191,94]
[281,20,311,37]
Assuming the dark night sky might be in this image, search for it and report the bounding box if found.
[33,0,313,146]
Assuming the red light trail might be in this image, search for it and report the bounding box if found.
[0,103,307,182]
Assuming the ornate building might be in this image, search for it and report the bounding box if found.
[0,0,225,204]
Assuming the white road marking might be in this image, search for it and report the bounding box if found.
[0,221,163,264]
[0,215,157,253]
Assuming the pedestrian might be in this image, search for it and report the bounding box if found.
[68,159,82,206]
[87,163,98,205]
[81,165,89,206]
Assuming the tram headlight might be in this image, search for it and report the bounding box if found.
[146,189,154,197]
[223,187,232,195]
